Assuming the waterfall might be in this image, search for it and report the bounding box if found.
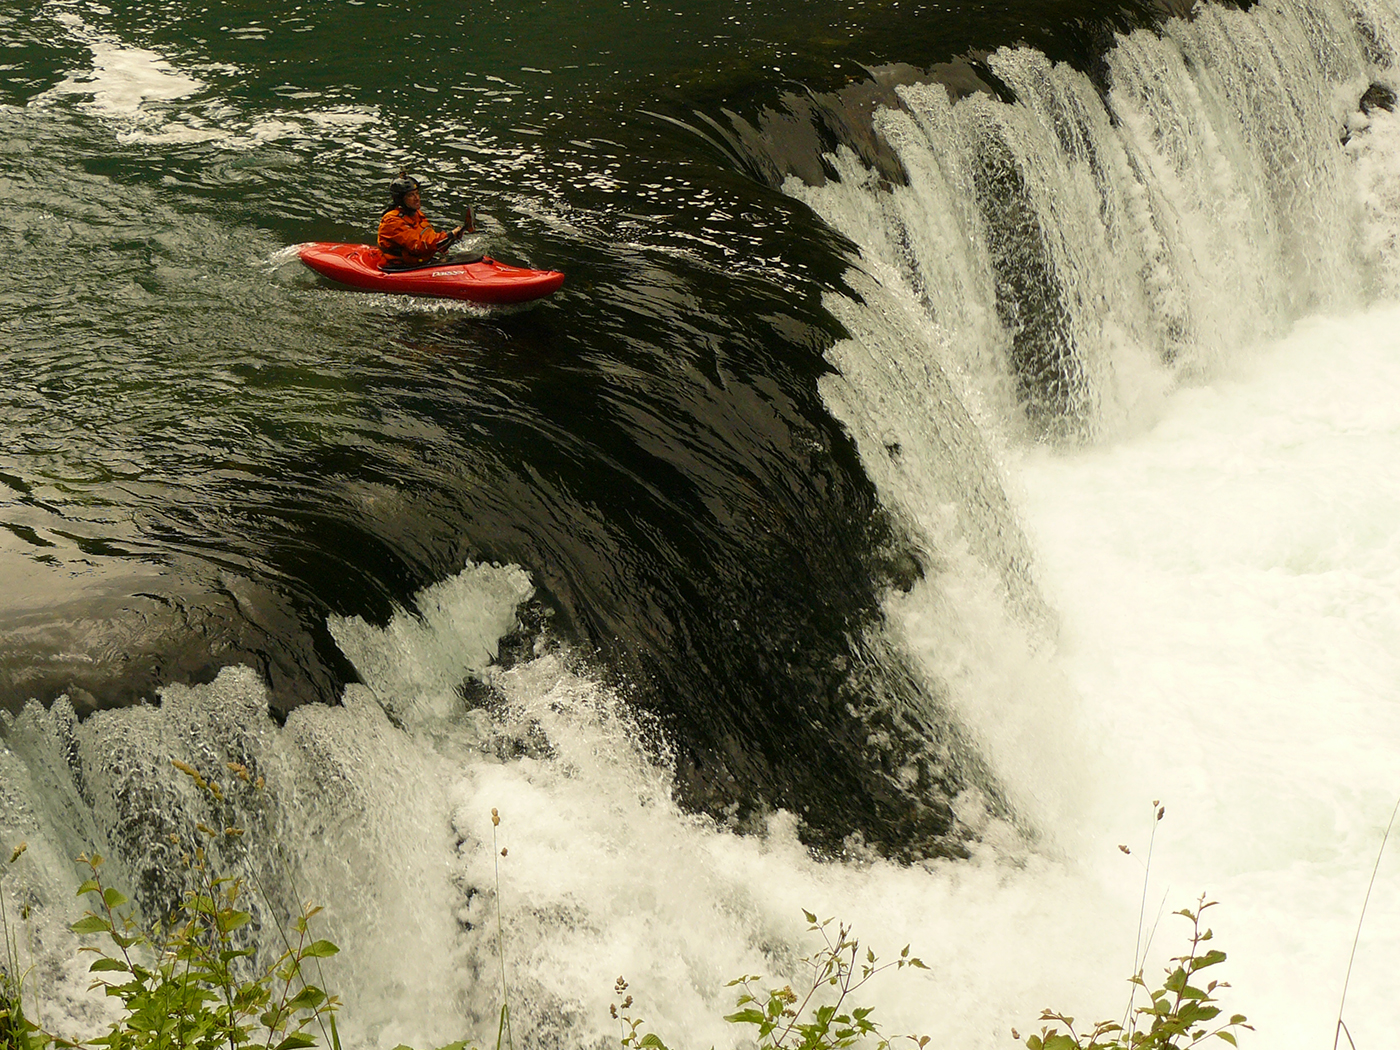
[779,0,1400,820]
[793,0,1383,445]
[770,0,1400,1045]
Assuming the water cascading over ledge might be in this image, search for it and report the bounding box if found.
[698,0,1388,429]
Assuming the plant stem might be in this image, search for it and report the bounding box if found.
[1123,806,1164,1037]
[258,847,338,1050]
[1334,794,1400,1050]
[492,822,513,1050]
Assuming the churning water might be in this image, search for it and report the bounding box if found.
[1,0,1399,1047]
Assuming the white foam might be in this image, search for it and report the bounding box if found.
[0,552,1130,1050]
[1012,303,1400,1048]
[12,492,1390,1050]
[1346,92,1400,296]
[329,562,534,725]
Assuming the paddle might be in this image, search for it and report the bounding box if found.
[435,205,478,258]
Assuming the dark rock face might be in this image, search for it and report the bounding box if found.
[1343,82,1396,145]
[1360,82,1397,115]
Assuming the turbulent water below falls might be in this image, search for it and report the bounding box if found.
[1,0,1400,1046]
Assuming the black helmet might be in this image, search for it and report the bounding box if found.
[390,171,422,204]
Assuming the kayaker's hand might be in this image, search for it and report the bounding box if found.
[451,225,465,239]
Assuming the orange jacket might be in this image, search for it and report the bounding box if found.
[378,208,450,262]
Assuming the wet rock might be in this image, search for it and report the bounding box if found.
[1361,82,1397,115]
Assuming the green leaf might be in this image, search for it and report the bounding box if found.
[101,887,128,910]
[76,879,100,897]
[274,1035,317,1050]
[639,1035,668,1050]
[218,909,252,933]
[71,915,112,935]
[286,985,327,1013]
[1194,950,1227,970]
[1229,1015,1247,1025]
[725,1009,766,1026]
[302,939,340,958]
[1026,1038,1043,1050]
[803,909,818,924]
[1217,1034,1237,1047]
[88,958,129,973]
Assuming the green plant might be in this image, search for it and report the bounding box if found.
[65,760,342,1050]
[0,768,490,1050]
[612,911,931,1050]
[1019,897,1251,1050]
[0,840,46,1050]
[725,912,930,1050]
[611,976,665,1050]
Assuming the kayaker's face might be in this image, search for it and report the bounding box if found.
[402,189,421,212]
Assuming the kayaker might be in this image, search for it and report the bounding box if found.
[377,172,467,267]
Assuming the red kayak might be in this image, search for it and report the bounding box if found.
[298,242,564,304]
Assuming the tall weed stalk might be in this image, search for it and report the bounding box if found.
[1019,804,1251,1050]
[0,840,39,1049]
[490,809,513,1050]
[1333,794,1400,1050]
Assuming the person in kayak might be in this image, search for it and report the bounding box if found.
[377,172,469,267]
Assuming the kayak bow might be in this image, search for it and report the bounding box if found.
[298,242,564,304]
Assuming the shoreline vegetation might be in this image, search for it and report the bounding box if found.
[0,767,1261,1050]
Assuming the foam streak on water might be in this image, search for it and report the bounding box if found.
[34,4,204,122]
[32,1,382,148]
